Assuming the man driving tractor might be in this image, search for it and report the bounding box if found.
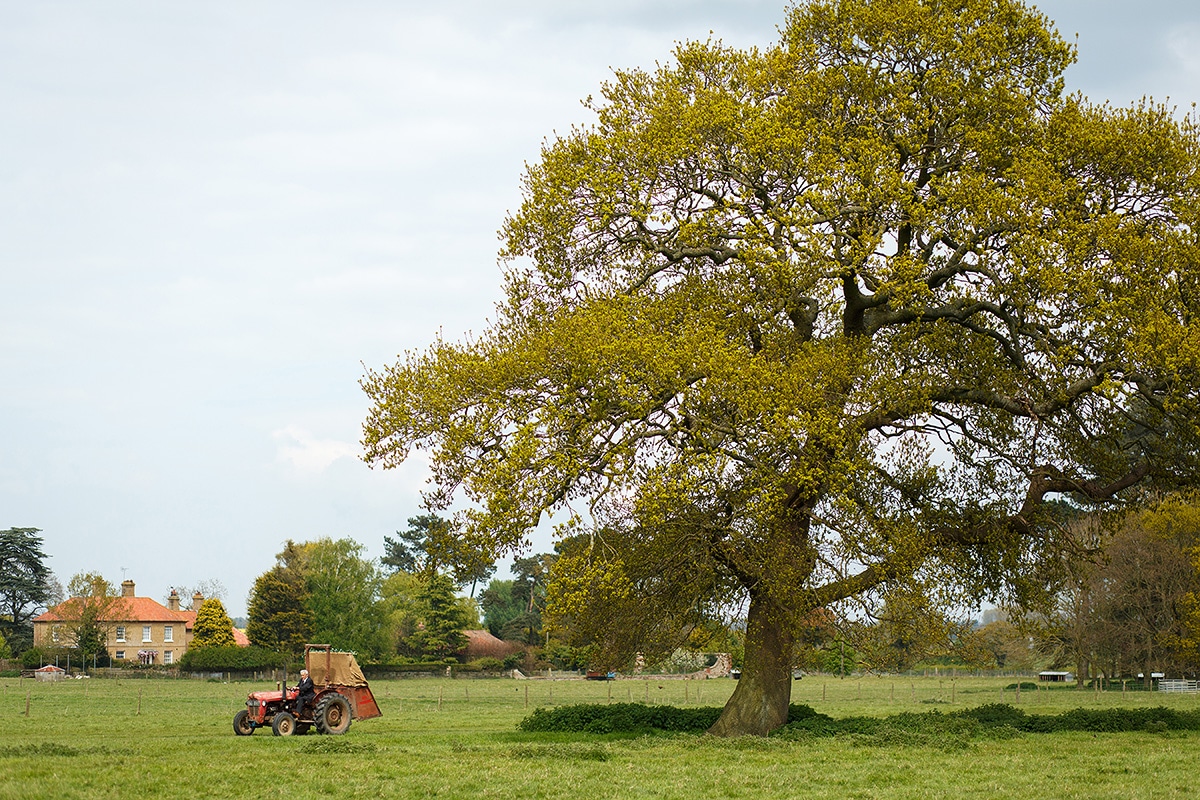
[295,668,315,719]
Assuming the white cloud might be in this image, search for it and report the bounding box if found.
[272,425,358,474]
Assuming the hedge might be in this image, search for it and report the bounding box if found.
[518,703,821,734]
[178,645,288,671]
[779,703,1200,738]
[518,701,1200,737]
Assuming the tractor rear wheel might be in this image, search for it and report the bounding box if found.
[233,710,254,736]
[314,693,352,735]
[272,711,297,736]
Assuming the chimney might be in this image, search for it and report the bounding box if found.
[121,580,136,598]
[193,591,204,609]
[168,590,180,611]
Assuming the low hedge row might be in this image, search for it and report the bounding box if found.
[178,645,288,671]
[782,703,1200,737]
[518,703,821,734]
[518,701,1200,737]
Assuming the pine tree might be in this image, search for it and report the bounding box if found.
[407,573,469,659]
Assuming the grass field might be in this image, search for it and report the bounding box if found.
[3,673,1198,799]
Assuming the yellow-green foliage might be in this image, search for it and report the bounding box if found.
[191,598,236,649]
[362,0,1200,732]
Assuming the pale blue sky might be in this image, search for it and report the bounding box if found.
[3,1,1198,616]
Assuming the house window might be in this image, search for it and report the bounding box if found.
[164,650,173,665]
[142,625,152,643]
[164,626,173,643]
[115,650,125,660]
[51,628,60,643]
[116,626,126,643]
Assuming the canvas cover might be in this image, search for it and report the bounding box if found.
[307,650,368,687]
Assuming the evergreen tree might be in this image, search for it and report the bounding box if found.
[0,527,54,654]
[191,598,236,649]
[246,541,313,657]
[406,573,469,659]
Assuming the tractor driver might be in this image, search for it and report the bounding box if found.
[296,669,315,719]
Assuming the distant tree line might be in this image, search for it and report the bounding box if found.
[14,493,1196,681]
[785,495,1200,683]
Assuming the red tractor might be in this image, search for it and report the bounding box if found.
[233,644,382,736]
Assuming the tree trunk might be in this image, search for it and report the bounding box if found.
[708,593,795,737]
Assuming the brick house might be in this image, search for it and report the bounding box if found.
[33,580,210,665]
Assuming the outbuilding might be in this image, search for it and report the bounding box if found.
[34,665,66,682]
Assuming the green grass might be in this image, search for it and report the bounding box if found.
[2,674,1199,799]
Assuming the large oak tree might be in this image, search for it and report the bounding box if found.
[362,0,1200,735]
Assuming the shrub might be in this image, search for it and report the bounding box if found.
[1004,681,1039,692]
[20,648,46,669]
[782,704,1200,740]
[179,645,288,672]
[519,703,821,735]
[955,703,1029,729]
[519,702,723,734]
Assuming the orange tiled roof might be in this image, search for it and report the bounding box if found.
[34,596,192,624]
[232,628,250,646]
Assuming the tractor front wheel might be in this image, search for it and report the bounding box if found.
[314,693,352,735]
[233,710,254,736]
[272,711,297,736]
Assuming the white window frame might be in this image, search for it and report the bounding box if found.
[164,625,173,643]
[116,626,126,643]
[164,650,173,665]
[142,625,152,643]
[115,650,125,660]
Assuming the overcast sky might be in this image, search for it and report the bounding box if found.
[4,1,1199,618]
